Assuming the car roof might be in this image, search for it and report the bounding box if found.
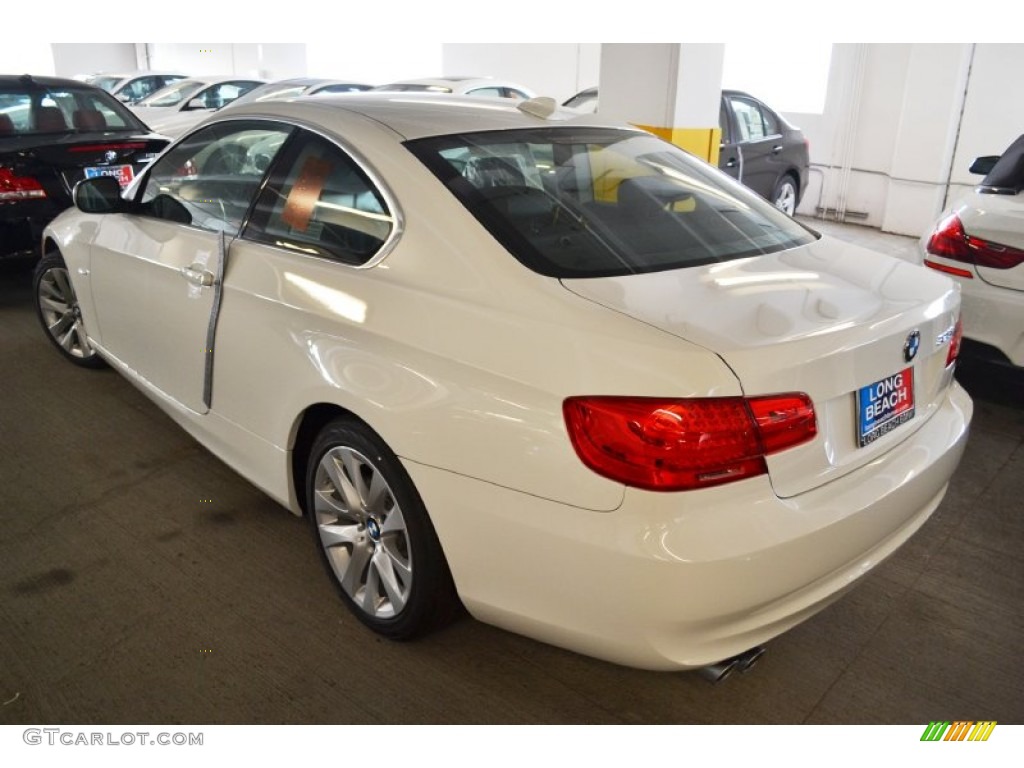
[219,92,623,141]
[89,71,186,79]
[0,74,100,89]
[185,75,264,85]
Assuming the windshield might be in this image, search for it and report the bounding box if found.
[406,127,817,278]
[88,76,122,92]
[137,80,201,108]
[0,85,145,136]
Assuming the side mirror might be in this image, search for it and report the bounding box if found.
[185,97,209,111]
[969,155,1000,175]
[74,176,124,214]
[115,93,131,103]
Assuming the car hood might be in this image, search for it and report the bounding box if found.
[561,235,962,497]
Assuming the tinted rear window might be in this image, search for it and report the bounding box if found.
[406,127,817,278]
[0,85,144,136]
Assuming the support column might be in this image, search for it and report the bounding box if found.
[597,44,724,164]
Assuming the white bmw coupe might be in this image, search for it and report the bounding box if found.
[35,94,972,674]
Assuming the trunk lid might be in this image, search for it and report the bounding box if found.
[2,131,167,200]
[562,236,962,498]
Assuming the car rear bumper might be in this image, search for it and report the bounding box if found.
[959,272,1024,366]
[403,381,972,670]
[1,200,67,258]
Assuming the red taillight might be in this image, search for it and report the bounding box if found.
[946,316,963,367]
[926,213,1024,270]
[0,166,47,201]
[563,394,817,492]
[926,214,972,262]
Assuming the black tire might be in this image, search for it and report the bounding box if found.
[771,174,799,216]
[33,250,106,369]
[306,417,459,640]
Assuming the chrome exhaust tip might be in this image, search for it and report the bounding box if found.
[697,659,739,684]
[735,645,766,673]
[696,646,767,683]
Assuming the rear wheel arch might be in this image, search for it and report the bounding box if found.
[290,403,363,517]
[304,413,461,638]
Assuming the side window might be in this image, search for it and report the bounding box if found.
[760,105,780,136]
[122,77,160,102]
[504,88,530,99]
[467,87,504,98]
[245,132,395,265]
[728,97,767,143]
[137,121,292,234]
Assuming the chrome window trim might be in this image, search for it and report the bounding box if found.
[193,113,405,271]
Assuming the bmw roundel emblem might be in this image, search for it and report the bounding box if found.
[903,330,921,363]
[104,150,118,163]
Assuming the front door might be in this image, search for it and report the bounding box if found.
[88,120,293,413]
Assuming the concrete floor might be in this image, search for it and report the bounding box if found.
[1,220,1022,725]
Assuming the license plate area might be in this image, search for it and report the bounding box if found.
[856,366,915,447]
[85,164,134,189]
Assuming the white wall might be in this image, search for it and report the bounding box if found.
[51,44,138,77]
[788,43,1024,238]
[947,44,1024,198]
[146,43,306,80]
[442,44,599,103]
[0,43,58,76]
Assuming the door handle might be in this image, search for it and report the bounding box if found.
[724,158,738,168]
[180,264,215,287]
[772,145,784,154]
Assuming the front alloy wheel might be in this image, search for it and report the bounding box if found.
[33,251,104,368]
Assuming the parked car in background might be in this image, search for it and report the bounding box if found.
[373,76,534,100]
[0,74,168,260]
[563,87,810,215]
[34,92,970,673]
[130,75,265,137]
[920,134,1024,371]
[225,78,372,108]
[82,71,188,105]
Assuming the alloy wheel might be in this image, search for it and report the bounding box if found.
[313,446,412,619]
[774,182,797,216]
[37,266,94,359]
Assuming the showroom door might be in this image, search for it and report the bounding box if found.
[88,121,293,414]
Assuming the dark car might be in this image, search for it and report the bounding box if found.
[563,87,810,215]
[0,74,169,259]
